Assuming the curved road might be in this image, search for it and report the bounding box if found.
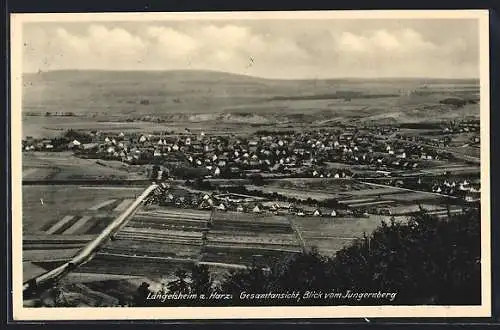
[23,183,159,296]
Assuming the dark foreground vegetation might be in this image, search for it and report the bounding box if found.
[129,208,480,307]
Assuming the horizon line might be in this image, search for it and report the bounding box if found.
[22,68,480,81]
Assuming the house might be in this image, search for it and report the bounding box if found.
[199,200,212,209]
[214,167,221,176]
[69,139,81,148]
[465,190,480,202]
[82,143,98,150]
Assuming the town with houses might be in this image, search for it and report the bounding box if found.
[22,119,481,219]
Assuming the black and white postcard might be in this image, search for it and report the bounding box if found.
[11,10,491,320]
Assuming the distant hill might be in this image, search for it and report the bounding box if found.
[22,70,480,124]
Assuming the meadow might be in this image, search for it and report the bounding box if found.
[23,152,146,181]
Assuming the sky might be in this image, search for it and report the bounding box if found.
[21,19,480,79]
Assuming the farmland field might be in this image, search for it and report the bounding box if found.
[22,185,145,233]
[212,210,293,233]
[207,229,299,250]
[23,248,81,262]
[292,215,392,255]
[23,262,50,280]
[23,152,146,181]
[269,178,370,191]
[256,178,410,200]
[77,254,196,278]
[213,210,289,225]
[387,204,460,215]
[246,185,340,201]
[202,245,300,266]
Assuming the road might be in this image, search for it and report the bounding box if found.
[358,180,459,200]
[23,183,159,296]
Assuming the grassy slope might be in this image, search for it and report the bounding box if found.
[23,70,480,124]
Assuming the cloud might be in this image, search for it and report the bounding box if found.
[22,22,479,78]
[334,28,439,55]
[146,26,200,57]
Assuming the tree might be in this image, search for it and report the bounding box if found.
[329,208,481,304]
[166,269,191,294]
[133,282,151,307]
[191,264,213,296]
[151,165,160,180]
[220,259,269,300]
[268,247,330,292]
[63,129,93,143]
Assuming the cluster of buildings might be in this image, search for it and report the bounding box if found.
[22,120,480,205]
[22,127,453,179]
[441,119,480,134]
[155,189,344,218]
[375,176,481,202]
[429,178,481,202]
[19,128,405,177]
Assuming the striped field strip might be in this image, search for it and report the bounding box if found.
[45,215,75,235]
[22,168,39,178]
[89,199,117,211]
[63,216,93,235]
[114,199,134,212]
